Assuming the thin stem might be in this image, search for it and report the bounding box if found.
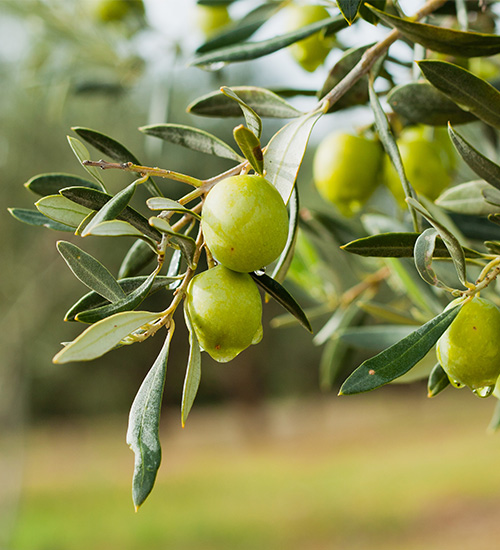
[82,159,204,187]
[317,0,448,113]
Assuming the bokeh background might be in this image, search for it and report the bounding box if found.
[2,1,500,548]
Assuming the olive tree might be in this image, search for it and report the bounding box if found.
[9,0,500,509]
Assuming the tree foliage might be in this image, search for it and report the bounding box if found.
[9,0,500,508]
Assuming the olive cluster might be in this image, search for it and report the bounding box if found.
[186,175,289,362]
[313,126,456,216]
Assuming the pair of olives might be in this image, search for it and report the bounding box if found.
[313,126,456,216]
[186,175,289,363]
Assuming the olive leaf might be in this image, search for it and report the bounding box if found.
[233,124,264,174]
[427,362,450,397]
[367,5,500,57]
[149,217,196,269]
[448,124,500,191]
[341,232,482,259]
[75,268,159,324]
[146,197,202,221]
[139,123,243,162]
[181,305,202,428]
[264,110,322,205]
[127,329,172,510]
[271,184,299,283]
[436,180,500,216]
[60,187,162,242]
[82,177,145,237]
[67,136,106,190]
[250,272,312,333]
[36,194,92,228]
[187,86,303,118]
[192,15,347,66]
[387,82,477,126]
[196,2,282,54]
[119,240,159,279]
[336,0,363,24]
[25,173,102,196]
[8,208,74,232]
[53,310,161,364]
[418,61,500,130]
[71,126,161,197]
[339,305,462,395]
[221,86,262,138]
[407,198,468,288]
[64,275,174,322]
[414,228,452,289]
[57,241,126,303]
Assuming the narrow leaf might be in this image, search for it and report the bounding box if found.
[8,208,74,232]
[407,198,468,287]
[196,2,282,54]
[436,180,500,215]
[337,0,362,24]
[67,136,106,189]
[264,110,322,204]
[192,16,347,66]
[60,187,162,242]
[25,173,102,196]
[127,329,172,510]
[57,241,126,302]
[387,82,477,126]
[181,306,202,428]
[76,268,159,324]
[36,194,91,228]
[119,239,158,279]
[139,124,243,162]
[233,125,264,174]
[369,78,416,225]
[82,178,141,237]
[187,86,303,118]
[147,197,201,220]
[418,61,500,130]
[368,5,500,57]
[271,184,299,283]
[339,305,461,395]
[221,86,262,138]
[250,273,312,333]
[341,232,482,259]
[414,228,446,287]
[448,124,500,190]
[427,362,450,397]
[72,126,161,197]
[53,311,161,364]
[64,275,174,322]
[87,220,157,251]
[149,217,196,269]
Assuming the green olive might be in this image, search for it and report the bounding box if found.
[91,0,144,22]
[285,4,335,72]
[313,132,383,217]
[195,4,231,38]
[385,125,454,206]
[201,174,289,273]
[436,296,500,397]
[186,265,263,363]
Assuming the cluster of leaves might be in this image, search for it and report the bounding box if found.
[10,0,500,508]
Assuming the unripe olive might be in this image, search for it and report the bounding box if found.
[285,4,335,72]
[312,132,383,217]
[91,0,144,22]
[195,4,231,38]
[385,125,454,206]
[201,174,289,273]
[185,265,263,363]
[436,296,500,397]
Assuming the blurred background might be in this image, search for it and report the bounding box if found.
[2,1,500,548]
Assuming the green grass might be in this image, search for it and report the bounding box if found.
[8,389,500,550]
